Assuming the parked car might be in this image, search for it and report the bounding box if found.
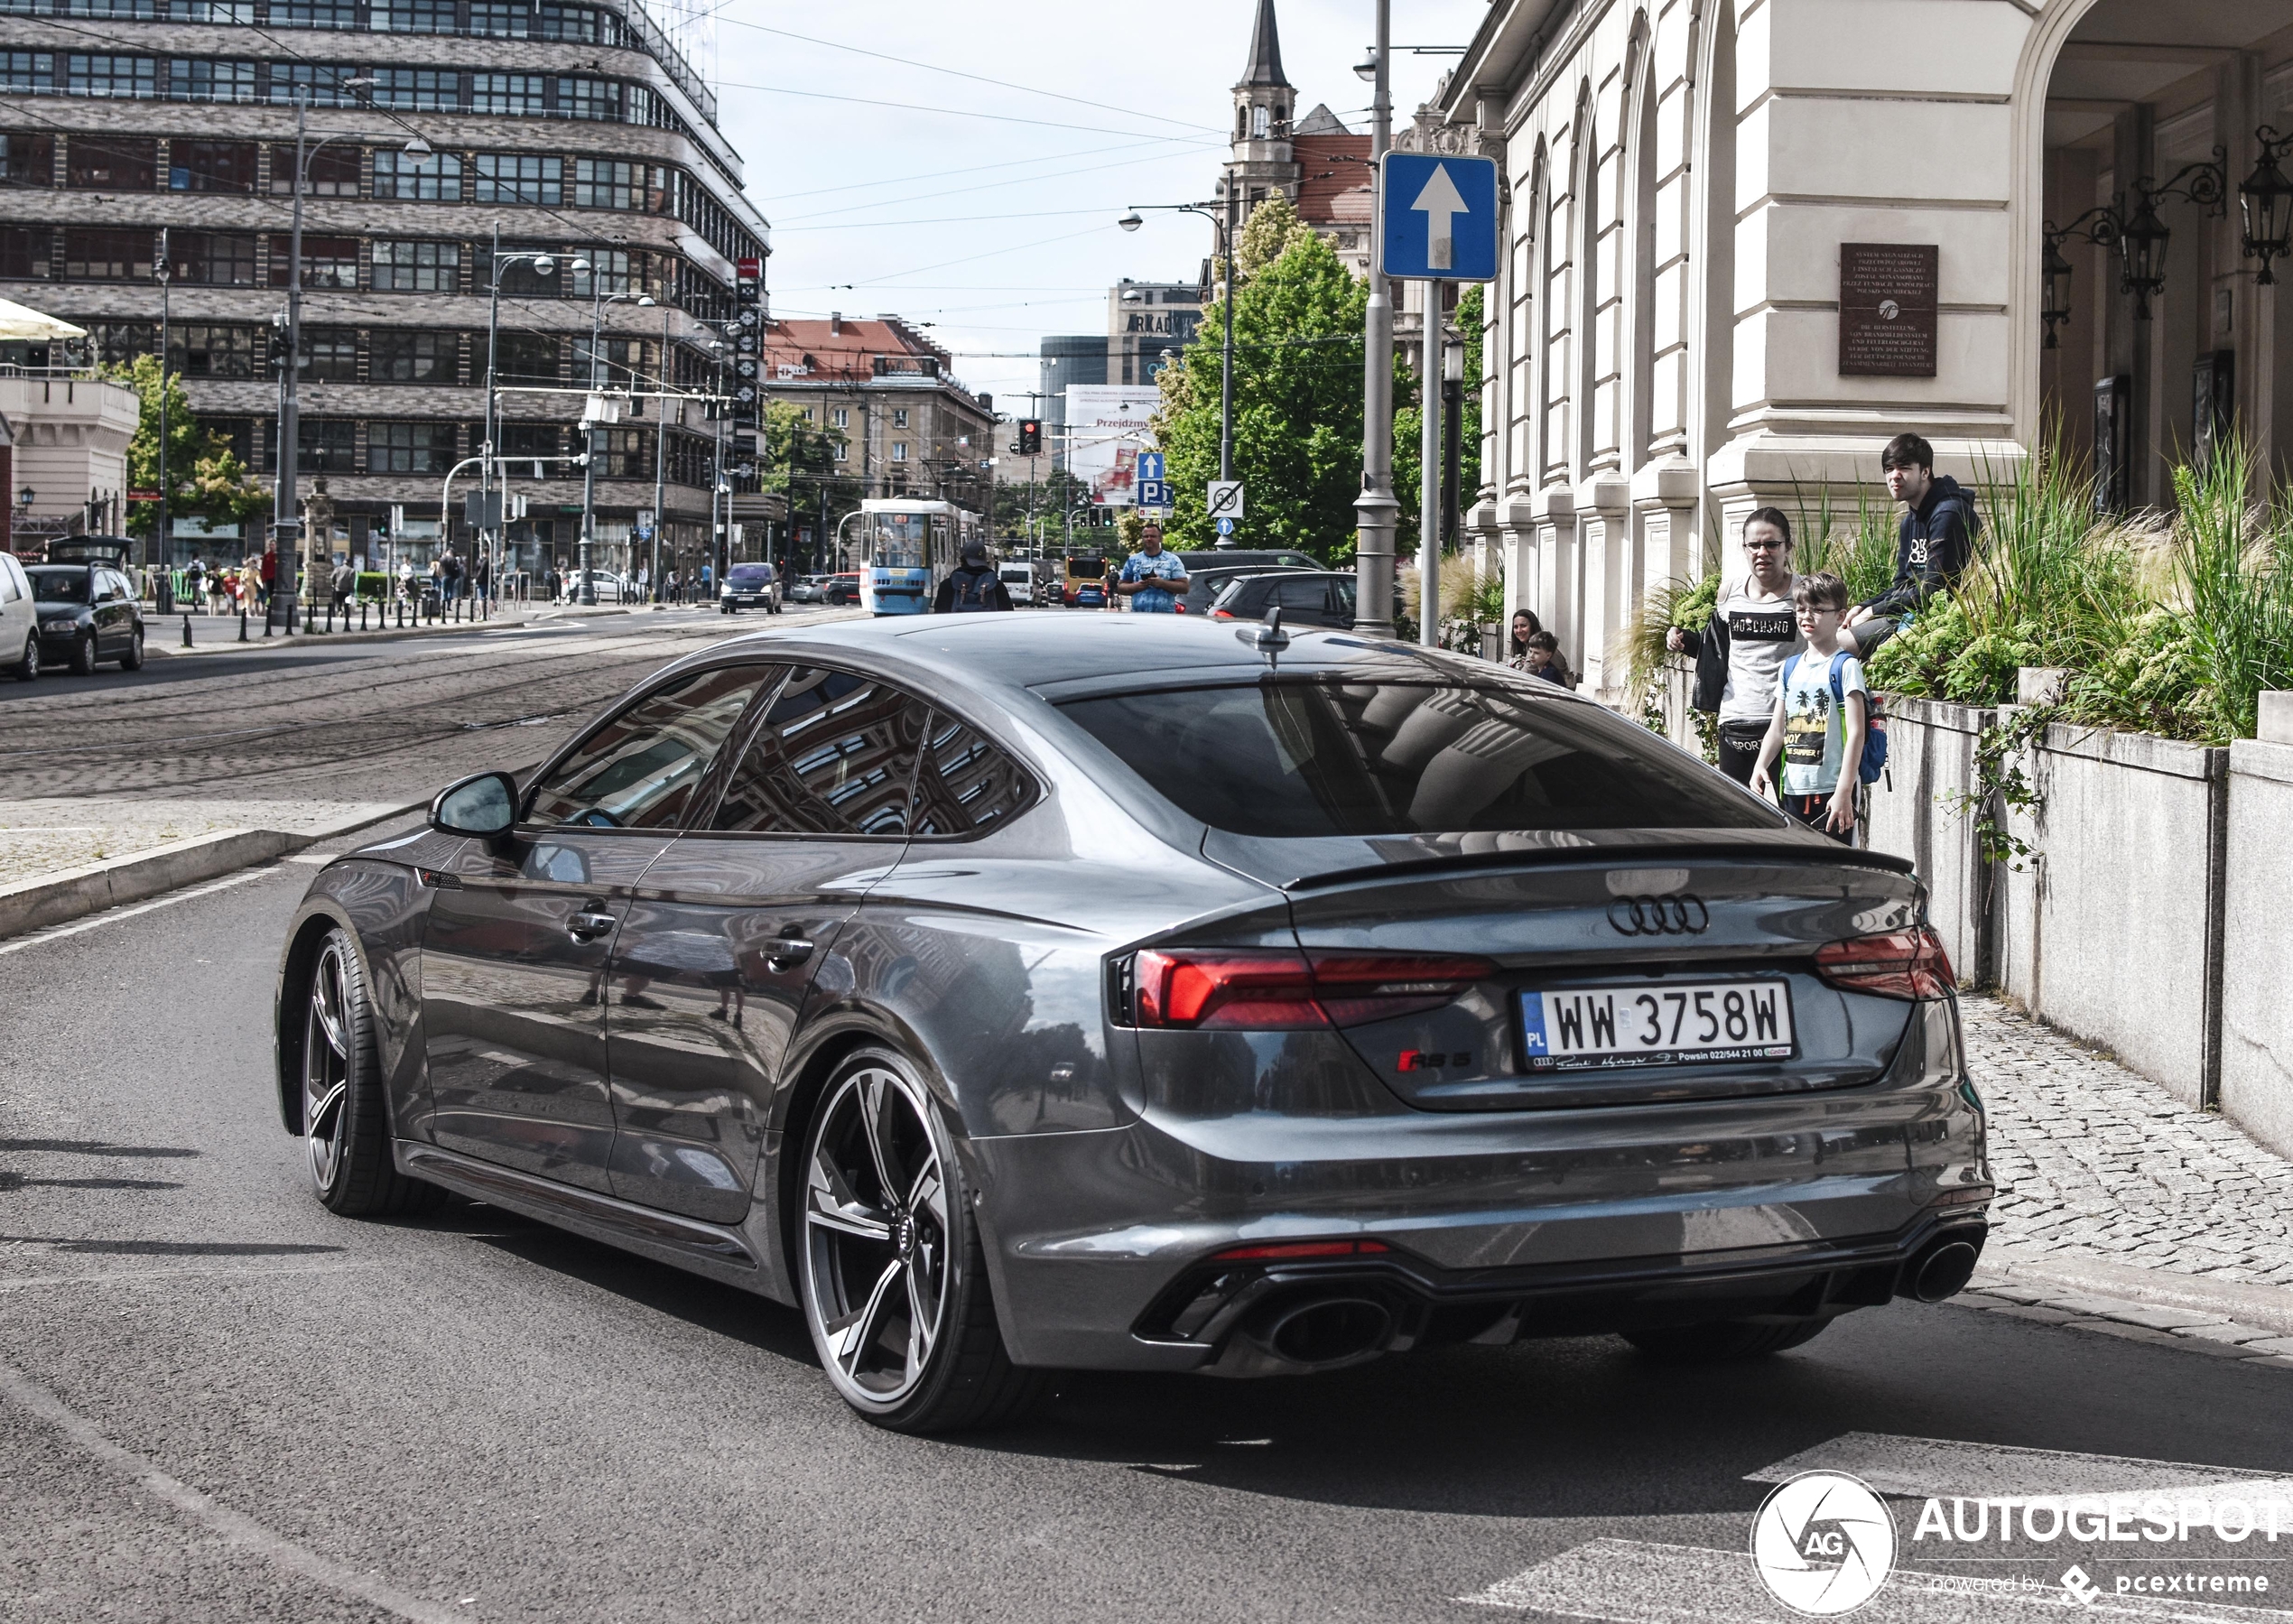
[1178,564,1321,617]
[1,551,37,681]
[719,562,781,615]
[28,561,144,673]
[998,561,1044,607]
[1207,570,1359,629]
[274,617,1986,1435]
[559,569,625,605]
[825,573,861,606]
[787,574,831,605]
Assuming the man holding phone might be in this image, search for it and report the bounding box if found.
[1116,524,1188,613]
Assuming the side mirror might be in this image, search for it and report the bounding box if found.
[430,771,519,840]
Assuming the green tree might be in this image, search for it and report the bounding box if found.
[760,399,856,569]
[1155,226,1415,562]
[105,355,266,542]
[992,466,1088,552]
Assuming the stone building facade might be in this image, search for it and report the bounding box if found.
[1431,0,2293,701]
[0,0,766,577]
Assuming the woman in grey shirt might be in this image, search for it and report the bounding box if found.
[1667,507,1800,790]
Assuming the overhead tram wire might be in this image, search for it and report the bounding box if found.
[709,83,1219,144]
[755,135,1218,206]
[775,143,1222,223]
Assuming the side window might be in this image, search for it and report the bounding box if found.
[525,664,775,831]
[711,666,930,837]
[911,710,1035,838]
[0,560,18,603]
[1275,577,1327,613]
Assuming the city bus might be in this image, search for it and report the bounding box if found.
[858,498,982,616]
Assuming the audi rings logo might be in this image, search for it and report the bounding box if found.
[1606,894,1710,936]
[1751,1471,1898,1615]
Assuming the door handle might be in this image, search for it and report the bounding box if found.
[566,909,617,942]
[766,933,814,969]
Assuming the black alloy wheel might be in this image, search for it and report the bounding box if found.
[1620,1316,1833,1361]
[119,627,144,671]
[11,629,34,682]
[302,927,440,1217]
[798,1050,1041,1432]
[68,633,96,676]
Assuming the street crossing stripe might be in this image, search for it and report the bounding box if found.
[1456,1537,2291,1621]
[0,1355,464,1624]
[1749,1432,2293,1509]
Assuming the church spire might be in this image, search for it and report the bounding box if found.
[1237,0,1289,89]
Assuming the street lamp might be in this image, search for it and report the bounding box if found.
[482,238,585,595]
[1121,171,1238,541]
[2241,127,2293,286]
[578,283,648,606]
[1354,0,1399,636]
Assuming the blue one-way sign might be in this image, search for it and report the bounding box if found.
[1379,153,1499,282]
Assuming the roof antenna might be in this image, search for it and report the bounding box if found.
[1238,603,1290,668]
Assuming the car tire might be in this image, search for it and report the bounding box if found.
[11,629,35,682]
[301,927,444,1219]
[119,627,144,671]
[797,1048,1044,1434]
[1620,1316,1833,1362]
[69,633,96,676]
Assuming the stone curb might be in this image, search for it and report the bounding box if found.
[0,803,424,942]
[1957,1244,2293,1369]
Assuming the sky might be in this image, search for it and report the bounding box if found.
[705,0,1490,412]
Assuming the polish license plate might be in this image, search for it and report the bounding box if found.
[1519,980,1796,1072]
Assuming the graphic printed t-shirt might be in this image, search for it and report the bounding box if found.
[1119,551,1185,613]
[1780,651,1868,798]
[1717,579,1803,723]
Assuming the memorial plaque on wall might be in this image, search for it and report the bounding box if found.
[1839,243,1938,377]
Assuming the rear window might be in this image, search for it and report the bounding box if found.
[27,568,89,603]
[1058,680,1776,838]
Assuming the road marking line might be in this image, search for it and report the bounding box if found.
[0,1260,375,1292]
[1750,1432,2293,1502]
[1458,1537,2290,1620]
[0,865,276,955]
[0,1355,464,1624]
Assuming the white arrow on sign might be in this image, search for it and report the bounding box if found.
[1410,162,1469,272]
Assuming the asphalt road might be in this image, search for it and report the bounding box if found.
[6,857,2293,1622]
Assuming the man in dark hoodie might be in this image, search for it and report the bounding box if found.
[1845,432,1977,654]
[933,539,1014,612]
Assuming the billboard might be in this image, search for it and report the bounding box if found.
[1063,384,1158,506]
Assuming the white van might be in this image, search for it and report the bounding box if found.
[998,561,1042,606]
[0,552,36,681]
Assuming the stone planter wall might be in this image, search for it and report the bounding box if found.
[2221,728,2293,1159]
[1865,698,1994,988]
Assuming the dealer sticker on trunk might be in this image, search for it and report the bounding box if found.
[1519,980,1796,1071]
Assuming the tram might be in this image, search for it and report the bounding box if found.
[858,498,983,616]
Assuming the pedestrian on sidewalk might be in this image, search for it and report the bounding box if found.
[1752,571,1868,844]
[471,552,491,607]
[933,540,1013,611]
[1845,432,1980,655]
[1669,506,1801,792]
[1114,524,1187,613]
[1516,631,1567,684]
[255,546,275,610]
[330,558,353,613]
[183,555,206,610]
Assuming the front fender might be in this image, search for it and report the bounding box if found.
[274,858,437,1141]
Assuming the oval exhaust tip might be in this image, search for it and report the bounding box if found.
[1263,1298,1393,1367]
[1911,1239,1980,1303]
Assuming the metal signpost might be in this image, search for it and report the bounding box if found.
[1379,152,1499,647]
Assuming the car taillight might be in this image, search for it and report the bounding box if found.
[1211,608,1235,619]
[1128,948,1494,1029]
[1211,1239,1391,1261]
[1813,926,1954,1001]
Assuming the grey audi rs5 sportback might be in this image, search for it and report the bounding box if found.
[273,615,1991,1432]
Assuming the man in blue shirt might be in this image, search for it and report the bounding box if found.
[1115,524,1188,613]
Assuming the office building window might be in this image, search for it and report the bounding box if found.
[370,68,458,109]
[297,328,358,382]
[68,54,155,97]
[831,441,848,461]
[599,427,650,478]
[273,235,358,289]
[169,139,257,193]
[63,227,153,279]
[269,62,361,104]
[800,407,814,422]
[169,60,256,102]
[67,136,155,189]
[169,0,255,19]
[372,148,458,200]
[1,134,53,184]
[474,153,560,205]
[1,53,54,93]
[371,329,453,383]
[270,0,357,25]
[273,144,359,198]
[0,227,53,278]
[831,407,849,429]
[469,1,528,34]
[491,331,559,383]
[572,158,654,210]
[571,248,631,295]
[369,422,457,474]
[891,441,907,462]
[296,418,356,472]
[83,320,155,363]
[557,77,620,121]
[371,239,460,292]
[499,421,559,460]
[169,230,258,286]
[470,73,544,116]
[66,0,157,19]
[376,0,453,29]
[171,323,255,378]
[537,5,599,42]
[892,408,907,429]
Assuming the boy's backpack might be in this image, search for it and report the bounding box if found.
[1784,650,1889,785]
[950,568,996,611]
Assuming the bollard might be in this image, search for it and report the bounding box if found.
[239,609,248,642]
[324,603,333,633]
[360,602,368,631]
[264,605,273,636]
[181,612,192,648]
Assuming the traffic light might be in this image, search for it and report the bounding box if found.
[1017,419,1042,455]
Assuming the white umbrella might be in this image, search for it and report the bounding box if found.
[0,297,86,343]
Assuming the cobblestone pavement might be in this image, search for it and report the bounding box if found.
[1968,997,2293,1287]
